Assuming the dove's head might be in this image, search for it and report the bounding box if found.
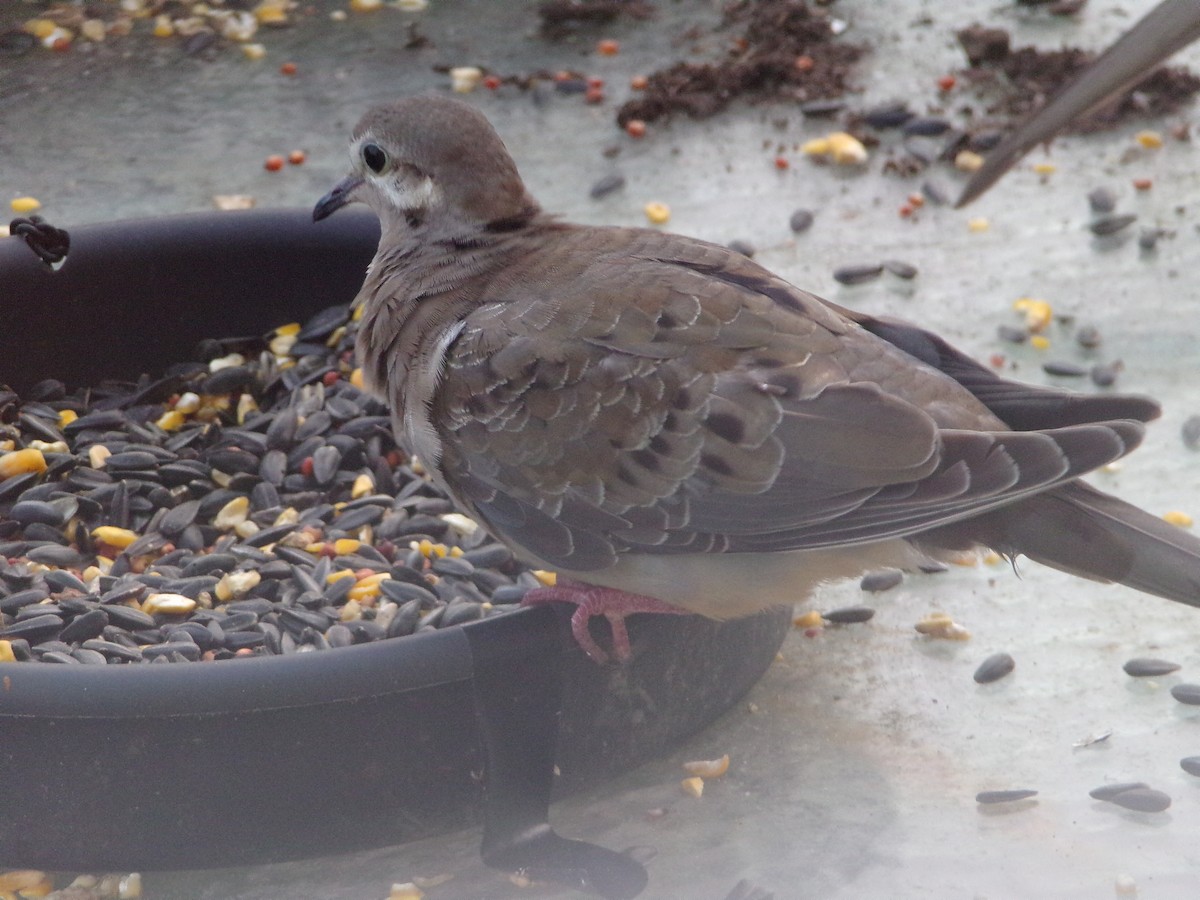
[313,94,539,231]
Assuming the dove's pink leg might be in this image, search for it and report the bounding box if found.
[521,578,690,664]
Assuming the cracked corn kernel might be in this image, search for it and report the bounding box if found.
[680,777,704,799]
[0,449,47,480]
[10,197,41,214]
[1014,297,1052,332]
[155,409,186,431]
[387,883,425,900]
[450,66,482,93]
[801,132,867,165]
[213,496,249,529]
[0,871,52,895]
[682,754,730,778]
[643,202,670,225]
[351,473,374,499]
[118,873,142,899]
[143,593,197,616]
[1163,511,1194,528]
[793,610,822,628]
[1136,130,1163,149]
[954,150,984,172]
[915,613,970,640]
[92,526,139,548]
[215,570,261,602]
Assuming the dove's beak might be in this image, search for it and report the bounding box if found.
[313,174,365,222]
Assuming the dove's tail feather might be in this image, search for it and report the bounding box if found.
[944,481,1200,607]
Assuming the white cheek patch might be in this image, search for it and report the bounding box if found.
[385,176,440,212]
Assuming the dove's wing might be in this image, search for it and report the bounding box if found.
[430,227,1147,573]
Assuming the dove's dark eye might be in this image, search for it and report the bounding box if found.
[361,143,387,174]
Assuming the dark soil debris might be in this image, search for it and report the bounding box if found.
[955,25,1200,132]
[616,0,863,127]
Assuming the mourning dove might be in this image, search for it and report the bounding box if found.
[315,94,1200,662]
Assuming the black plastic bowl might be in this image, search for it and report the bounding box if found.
[0,210,790,875]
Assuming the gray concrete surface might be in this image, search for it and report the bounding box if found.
[4,0,1200,897]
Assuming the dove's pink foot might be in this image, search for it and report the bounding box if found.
[521,578,690,664]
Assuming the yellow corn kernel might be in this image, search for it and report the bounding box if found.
[643,202,671,225]
[0,871,52,895]
[0,448,46,480]
[10,196,42,215]
[254,3,289,25]
[91,526,139,549]
[24,19,57,38]
[333,538,361,555]
[348,572,390,601]
[792,609,822,629]
[213,496,249,530]
[680,777,704,799]
[155,409,186,431]
[1136,130,1163,149]
[0,641,15,664]
[533,570,557,587]
[57,409,78,427]
[682,754,730,778]
[351,473,374,499]
[1163,510,1194,528]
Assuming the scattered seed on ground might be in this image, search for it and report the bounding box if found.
[833,263,883,285]
[1180,757,1200,777]
[821,605,874,624]
[882,260,918,280]
[973,652,1015,684]
[859,569,902,593]
[976,789,1037,804]
[1089,782,1149,802]
[1089,214,1137,237]
[788,208,815,233]
[1123,657,1180,677]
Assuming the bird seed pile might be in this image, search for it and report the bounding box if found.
[0,302,540,665]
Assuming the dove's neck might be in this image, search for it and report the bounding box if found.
[354,212,551,463]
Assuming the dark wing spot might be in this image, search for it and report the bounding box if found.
[700,452,734,477]
[630,448,661,472]
[705,411,746,444]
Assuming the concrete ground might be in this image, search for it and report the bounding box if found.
[4,0,1200,897]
